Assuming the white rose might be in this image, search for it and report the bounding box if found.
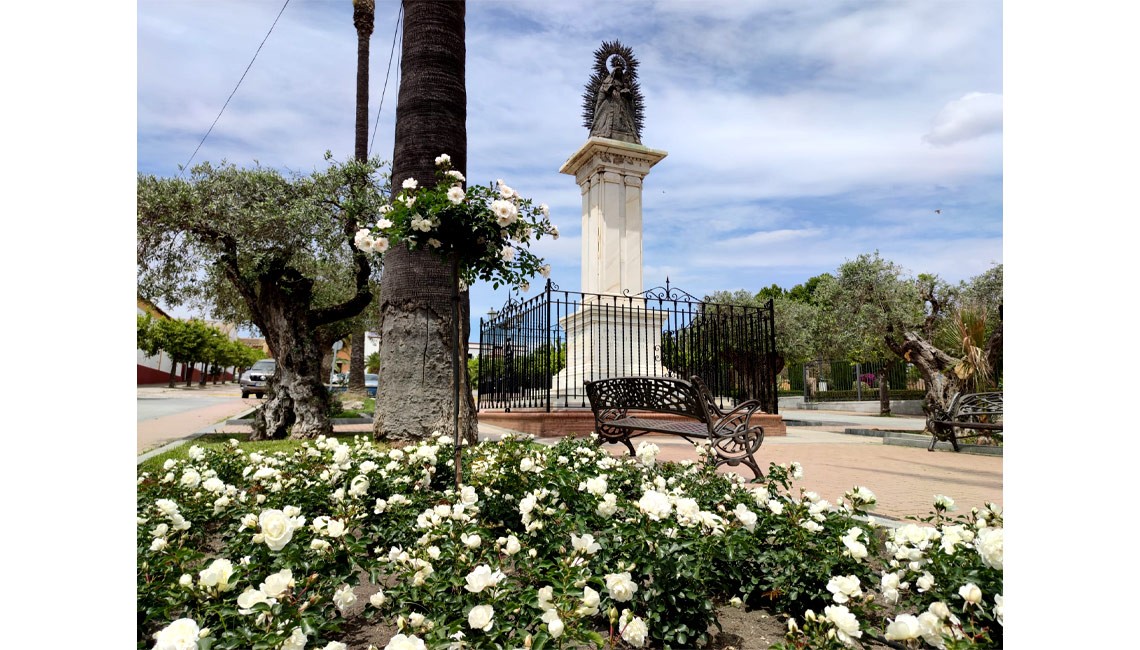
[885,614,923,641]
[408,613,426,628]
[326,519,347,538]
[597,493,618,517]
[150,537,168,552]
[384,634,426,650]
[823,605,862,645]
[280,628,307,650]
[502,535,521,556]
[461,533,482,549]
[447,186,466,205]
[464,564,505,593]
[571,533,601,555]
[402,177,418,190]
[637,490,672,521]
[501,246,516,261]
[258,509,297,552]
[151,617,200,650]
[767,499,785,515]
[917,572,935,592]
[311,539,331,551]
[635,442,659,466]
[993,594,1003,626]
[975,527,1003,570]
[333,584,357,613]
[733,504,757,532]
[319,643,347,650]
[958,582,982,605]
[179,574,193,588]
[260,569,294,599]
[236,588,271,613]
[201,477,224,493]
[605,572,639,602]
[467,604,494,632]
[198,559,235,592]
[826,575,862,604]
[542,609,564,638]
[619,610,649,648]
[577,586,601,616]
[370,589,387,608]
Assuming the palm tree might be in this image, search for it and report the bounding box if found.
[374,0,477,443]
[346,0,376,400]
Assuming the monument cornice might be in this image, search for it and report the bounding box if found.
[559,137,668,182]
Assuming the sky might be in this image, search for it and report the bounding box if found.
[136,0,1002,334]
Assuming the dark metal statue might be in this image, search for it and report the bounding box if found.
[581,40,645,144]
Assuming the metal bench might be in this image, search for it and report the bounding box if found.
[584,375,766,481]
[929,391,1003,451]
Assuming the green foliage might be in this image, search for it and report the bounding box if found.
[366,351,381,374]
[137,155,386,332]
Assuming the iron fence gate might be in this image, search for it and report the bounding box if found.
[477,279,778,414]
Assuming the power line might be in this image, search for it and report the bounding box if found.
[178,0,292,177]
[369,4,403,158]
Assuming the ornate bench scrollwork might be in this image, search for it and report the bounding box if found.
[584,375,767,481]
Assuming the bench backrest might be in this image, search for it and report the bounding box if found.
[951,392,1003,418]
[584,376,713,423]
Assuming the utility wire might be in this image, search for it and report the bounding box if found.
[369,4,403,157]
[178,0,292,177]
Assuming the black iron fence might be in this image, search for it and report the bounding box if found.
[780,358,1003,402]
[477,279,778,414]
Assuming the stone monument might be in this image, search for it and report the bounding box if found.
[552,41,669,398]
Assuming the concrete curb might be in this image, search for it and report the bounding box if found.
[880,431,1003,456]
[225,416,374,425]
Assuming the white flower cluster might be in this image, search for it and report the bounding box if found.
[803,605,862,646]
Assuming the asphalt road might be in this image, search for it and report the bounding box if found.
[136,384,247,422]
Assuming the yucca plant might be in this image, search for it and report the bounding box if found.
[935,303,994,393]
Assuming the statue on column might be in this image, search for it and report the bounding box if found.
[582,40,645,144]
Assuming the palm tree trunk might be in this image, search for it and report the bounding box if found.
[374,0,476,443]
[347,0,376,399]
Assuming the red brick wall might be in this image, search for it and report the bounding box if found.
[478,409,786,438]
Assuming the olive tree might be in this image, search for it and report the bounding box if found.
[137,158,384,438]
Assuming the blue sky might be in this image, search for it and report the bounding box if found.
[138,0,1002,331]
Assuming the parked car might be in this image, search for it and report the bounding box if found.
[365,373,379,397]
[239,359,276,398]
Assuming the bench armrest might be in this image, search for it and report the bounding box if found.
[710,399,764,437]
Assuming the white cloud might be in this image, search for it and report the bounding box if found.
[924,92,1004,146]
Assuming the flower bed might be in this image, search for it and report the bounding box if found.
[138,433,1002,649]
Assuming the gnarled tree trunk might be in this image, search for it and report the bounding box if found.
[891,331,962,433]
[374,0,477,443]
[249,270,333,440]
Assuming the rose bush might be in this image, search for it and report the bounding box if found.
[352,154,557,291]
[138,434,1002,649]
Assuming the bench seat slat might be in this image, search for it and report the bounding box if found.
[608,417,711,438]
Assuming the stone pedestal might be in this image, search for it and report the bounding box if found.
[560,137,667,297]
[551,137,669,400]
[550,303,668,401]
